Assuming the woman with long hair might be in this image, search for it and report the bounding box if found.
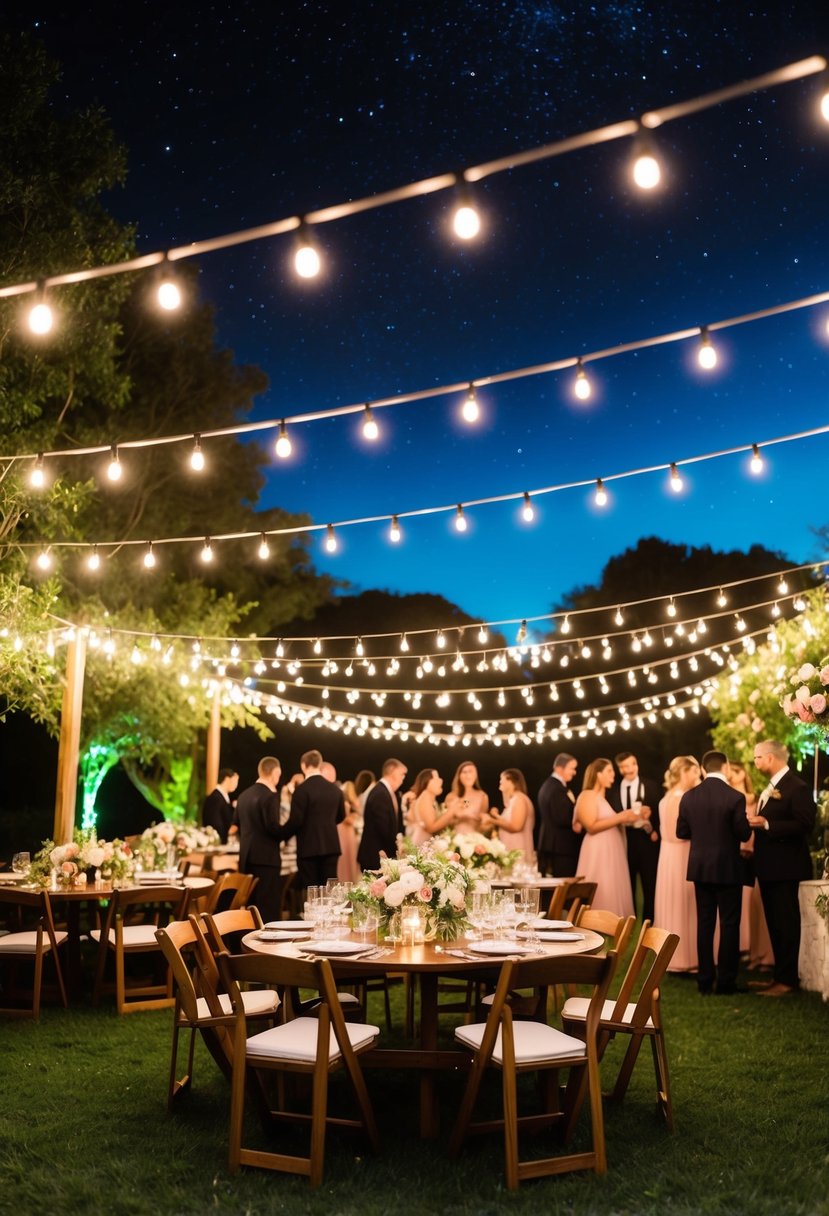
[337,777,363,882]
[728,760,774,970]
[444,760,489,835]
[407,768,455,845]
[654,755,701,971]
[574,757,637,917]
[489,768,536,863]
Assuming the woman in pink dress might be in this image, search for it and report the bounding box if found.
[574,758,636,918]
[336,779,362,883]
[444,761,490,836]
[654,755,701,972]
[489,769,536,865]
[406,769,455,846]
[728,761,774,970]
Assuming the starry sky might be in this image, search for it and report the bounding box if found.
[10,1,829,628]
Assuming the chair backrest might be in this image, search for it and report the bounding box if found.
[155,918,210,1024]
[100,884,190,940]
[606,922,679,1028]
[562,880,597,921]
[575,908,636,956]
[200,907,263,953]
[207,871,258,915]
[0,887,61,950]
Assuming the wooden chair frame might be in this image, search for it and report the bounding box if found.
[218,951,380,1187]
[0,887,68,1019]
[92,885,190,1014]
[450,950,618,1189]
[205,872,259,916]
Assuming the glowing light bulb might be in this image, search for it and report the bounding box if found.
[735,614,746,633]
[669,463,683,493]
[107,445,122,482]
[201,538,214,564]
[716,589,727,608]
[461,384,479,424]
[454,505,467,533]
[821,86,829,123]
[28,299,54,335]
[87,546,101,572]
[436,631,446,650]
[574,359,591,401]
[294,226,321,278]
[362,405,379,441]
[477,626,488,644]
[667,598,677,618]
[632,149,661,190]
[614,607,624,627]
[30,454,46,489]
[560,616,571,634]
[36,549,52,571]
[157,277,182,311]
[777,576,789,595]
[275,421,292,459]
[453,200,481,240]
[143,543,156,569]
[771,602,781,618]
[324,523,338,553]
[594,479,608,507]
[697,328,717,370]
[257,533,270,560]
[749,443,764,475]
[521,492,535,522]
[389,515,401,543]
[190,436,205,471]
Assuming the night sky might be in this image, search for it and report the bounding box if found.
[10,1,829,629]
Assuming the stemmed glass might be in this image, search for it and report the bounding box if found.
[516,886,541,945]
[352,903,379,944]
[467,891,490,941]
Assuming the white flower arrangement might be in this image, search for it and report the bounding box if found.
[781,657,829,732]
[351,838,482,941]
[435,830,521,878]
[137,821,220,867]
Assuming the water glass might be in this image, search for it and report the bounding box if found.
[12,852,31,875]
[352,903,379,943]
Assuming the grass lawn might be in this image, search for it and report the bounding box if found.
[1,963,827,1216]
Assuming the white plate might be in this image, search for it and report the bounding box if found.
[304,940,370,956]
[0,873,28,884]
[467,940,537,956]
[256,929,311,943]
[137,871,180,883]
[532,918,572,930]
[527,930,585,942]
[264,920,308,931]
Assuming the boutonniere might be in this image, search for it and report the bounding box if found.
[567,790,576,804]
[768,789,782,801]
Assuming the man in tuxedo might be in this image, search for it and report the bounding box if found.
[201,767,239,842]
[608,751,661,923]
[536,753,582,876]
[677,750,751,995]
[749,739,816,997]
[357,757,407,870]
[235,756,283,923]
[276,749,344,888]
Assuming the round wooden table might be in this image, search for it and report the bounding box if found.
[244,928,604,1137]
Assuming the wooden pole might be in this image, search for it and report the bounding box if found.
[205,685,221,799]
[53,629,88,843]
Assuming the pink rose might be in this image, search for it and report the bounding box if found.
[820,666,829,686]
[810,693,827,715]
[418,886,433,901]
[796,701,816,723]
[795,685,812,707]
[473,843,486,855]
[60,861,77,875]
[369,879,387,898]
[450,852,460,863]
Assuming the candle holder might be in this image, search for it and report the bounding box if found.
[401,905,426,946]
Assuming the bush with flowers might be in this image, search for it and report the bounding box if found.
[136,821,220,869]
[351,839,482,941]
[434,830,521,878]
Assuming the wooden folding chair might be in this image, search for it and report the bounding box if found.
[0,888,68,1018]
[91,885,190,1013]
[218,951,380,1187]
[206,872,259,915]
[450,951,618,1189]
[561,923,679,1129]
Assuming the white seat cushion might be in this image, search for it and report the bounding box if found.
[182,877,214,890]
[455,1020,587,1065]
[89,926,161,947]
[561,996,653,1029]
[246,1016,379,1063]
[0,930,67,955]
[194,989,280,1020]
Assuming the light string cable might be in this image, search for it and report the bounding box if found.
[0,55,823,308]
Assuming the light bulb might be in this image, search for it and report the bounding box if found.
[190,436,205,471]
[36,549,52,571]
[399,634,409,653]
[667,598,677,618]
[477,626,488,644]
[521,492,535,523]
[561,615,571,634]
[28,299,54,335]
[30,454,46,489]
[157,277,182,311]
[821,87,829,123]
[275,421,292,459]
[257,534,270,560]
[735,615,746,633]
[294,230,321,279]
[716,589,727,608]
[749,443,764,475]
[436,631,446,649]
[669,463,683,493]
[389,515,401,543]
[632,150,661,190]
[362,405,379,441]
[771,602,781,618]
[777,576,789,595]
[574,359,591,401]
[143,543,156,569]
[454,505,467,533]
[453,202,480,240]
[461,384,479,423]
[87,546,101,572]
[614,607,624,627]
[107,445,122,482]
[201,538,214,563]
[594,478,608,507]
[324,523,338,553]
[697,328,717,370]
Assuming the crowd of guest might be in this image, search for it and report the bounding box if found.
[206,736,817,998]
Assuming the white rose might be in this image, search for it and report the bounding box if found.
[458,841,474,860]
[399,869,423,896]
[85,846,106,868]
[798,663,816,681]
[383,881,406,908]
[50,845,67,867]
[748,689,761,705]
[447,885,466,911]
[796,684,812,706]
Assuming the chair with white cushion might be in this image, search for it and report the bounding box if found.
[449,950,618,1189]
[218,951,380,1187]
[91,885,190,1014]
[0,887,68,1018]
[561,923,678,1129]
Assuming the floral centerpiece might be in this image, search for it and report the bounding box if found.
[351,839,480,941]
[781,658,829,734]
[435,830,521,879]
[136,821,220,869]
[28,829,135,887]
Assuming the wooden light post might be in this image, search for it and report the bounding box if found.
[53,628,88,843]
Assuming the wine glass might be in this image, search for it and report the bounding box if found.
[517,886,541,944]
[12,851,31,876]
[467,891,490,941]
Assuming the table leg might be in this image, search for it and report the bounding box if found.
[418,971,440,1138]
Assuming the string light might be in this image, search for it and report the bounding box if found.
[324,523,338,553]
[293,221,321,278]
[461,384,480,424]
[521,492,535,523]
[399,634,409,653]
[594,479,608,507]
[454,505,468,533]
[107,445,122,482]
[716,588,728,608]
[821,76,829,122]
[697,326,718,369]
[573,358,591,401]
[86,545,101,572]
[275,421,292,459]
[201,538,214,564]
[156,259,182,311]
[452,178,481,240]
[190,435,205,471]
[749,443,764,474]
[143,543,156,569]
[777,575,789,595]
[631,130,662,190]
[389,515,402,543]
[436,630,447,649]
[27,286,54,335]
[669,463,683,493]
[666,598,678,618]
[477,626,489,644]
[362,405,379,441]
[257,533,270,560]
[30,454,46,489]
[561,616,571,635]
[36,548,53,571]
[614,607,624,627]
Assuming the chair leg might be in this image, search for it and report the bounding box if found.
[651,1030,674,1130]
[587,1055,607,1175]
[32,949,43,1020]
[501,1040,520,1190]
[227,1056,247,1174]
[449,1055,486,1159]
[309,1058,328,1188]
[609,1032,645,1102]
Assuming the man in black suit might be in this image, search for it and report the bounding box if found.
[235,756,282,923]
[357,757,407,870]
[608,751,662,923]
[276,749,345,888]
[201,767,239,842]
[536,753,582,877]
[677,750,751,995]
[749,739,816,997]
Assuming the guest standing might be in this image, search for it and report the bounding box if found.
[407,769,455,845]
[357,757,408,870]
[489,769,536,865]
[749,740,816,997]
[235,756,283,924]
[574,758,637,918]
[444,761,489,835]
[676,750,751,996]
[536,753,582,877]
[337,778,363,882]
[728,761,774,970]
[201,767,239,843]
[608,750,662,923]
[276,750,344,889]
[654,756,701,972]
